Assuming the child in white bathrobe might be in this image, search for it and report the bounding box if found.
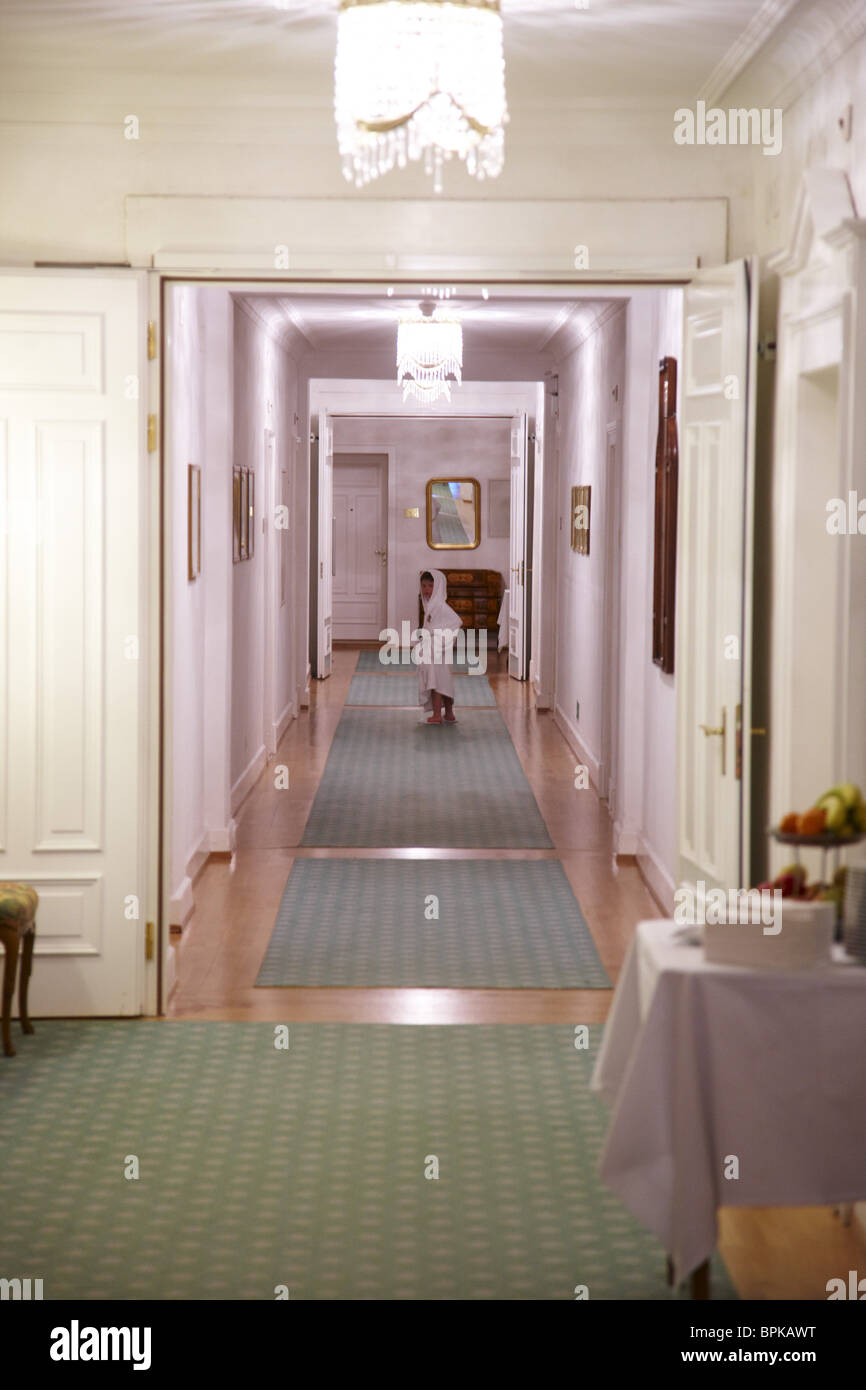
[417,569,463,724]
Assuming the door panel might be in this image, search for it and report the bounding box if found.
[0,270,148,1015]
[332,455,387,640]
[315,408,333,677]
[677,259,757,893]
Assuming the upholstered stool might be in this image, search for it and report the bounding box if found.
[0,882,37,1057]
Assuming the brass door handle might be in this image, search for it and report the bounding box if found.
[699,708,727,776]
[751,727,767,735]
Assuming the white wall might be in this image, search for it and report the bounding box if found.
[167,283,237,925]
[552,289,683,911]
[553,305,626,785]
[331,416,511,632]
[167,284,208,926]
[167,286,302,926]
[629,290,683,911]
[0,63,751,266]
[231,298,301,806]
[731,27,866,262]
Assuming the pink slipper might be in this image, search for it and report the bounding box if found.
[444,715,457,723]
[427,716,442,724]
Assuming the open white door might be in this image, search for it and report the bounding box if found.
[508,410,529,680]
[0,269,149,1015]
[677,258,758,893]
[315,407,334,679]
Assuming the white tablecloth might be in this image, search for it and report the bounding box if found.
[497,588,509,651]
[591,919,866,1282]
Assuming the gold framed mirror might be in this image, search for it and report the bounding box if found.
[426,477,481,549]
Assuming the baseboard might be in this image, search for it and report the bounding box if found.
[553,705,602,789]
[206,820,237,855]
[168,875,194,929]
[231,744,267,816]
[613,818,642,856]
[274,698,295,746]
[165,941,177,1001]
[636,839,675,916]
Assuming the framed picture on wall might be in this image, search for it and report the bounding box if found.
[187,464,201,581]
[652,356,678,673]
[571,484,591,554]
[232,468,242,564]
[239,469,249,561]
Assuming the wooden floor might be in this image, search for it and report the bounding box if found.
[168,643,864,1299]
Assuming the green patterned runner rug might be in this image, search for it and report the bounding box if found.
[256,859,610,988]
[0,1021,736,1301]
[300,708,552,848]
[346,671,497,707]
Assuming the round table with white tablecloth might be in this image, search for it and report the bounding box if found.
[591,918,866,1286]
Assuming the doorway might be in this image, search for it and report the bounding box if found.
[333,453,388,641]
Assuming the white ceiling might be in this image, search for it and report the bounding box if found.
[0,0,784,105]
[238,287,622,360]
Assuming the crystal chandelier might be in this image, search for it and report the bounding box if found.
[334,0,508,193]
[397,301,463,402]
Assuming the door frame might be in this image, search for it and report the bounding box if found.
[157,279,689,1015]
[766,171,866,868]
[331,445,395,633]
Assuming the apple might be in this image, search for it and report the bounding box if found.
[778,863,808,892]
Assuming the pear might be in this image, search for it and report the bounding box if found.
[831,782,862,810]
[816,792,847,831]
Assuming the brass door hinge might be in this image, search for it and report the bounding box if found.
[147,414,157,452]
[145,921,155,961]
[147,321,157,360]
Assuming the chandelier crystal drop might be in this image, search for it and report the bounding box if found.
[397,305,463,403]
[335,0,508,193]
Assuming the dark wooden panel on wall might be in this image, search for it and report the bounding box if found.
[652,356,678,674]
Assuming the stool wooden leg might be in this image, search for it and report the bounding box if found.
[19,925,35,1036]
[1,925,20,1057]
[690,1260,710,1300]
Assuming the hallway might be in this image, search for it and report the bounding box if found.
[169,644,655,1022]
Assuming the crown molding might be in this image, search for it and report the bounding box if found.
[705,0,866,110]
[545,299,626,362]
[233,292,313,359]
[698,0,802,106]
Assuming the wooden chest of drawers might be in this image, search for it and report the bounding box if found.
[419,569,503,630]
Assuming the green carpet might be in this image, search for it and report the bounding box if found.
[256,859,610,988]
[0,1021,736,1300]
[347,672,497,707]
[300,708,553,848]
[355,649,478,675]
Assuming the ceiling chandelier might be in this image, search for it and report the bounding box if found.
[397,300,463,402]
[334,0,508,193]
